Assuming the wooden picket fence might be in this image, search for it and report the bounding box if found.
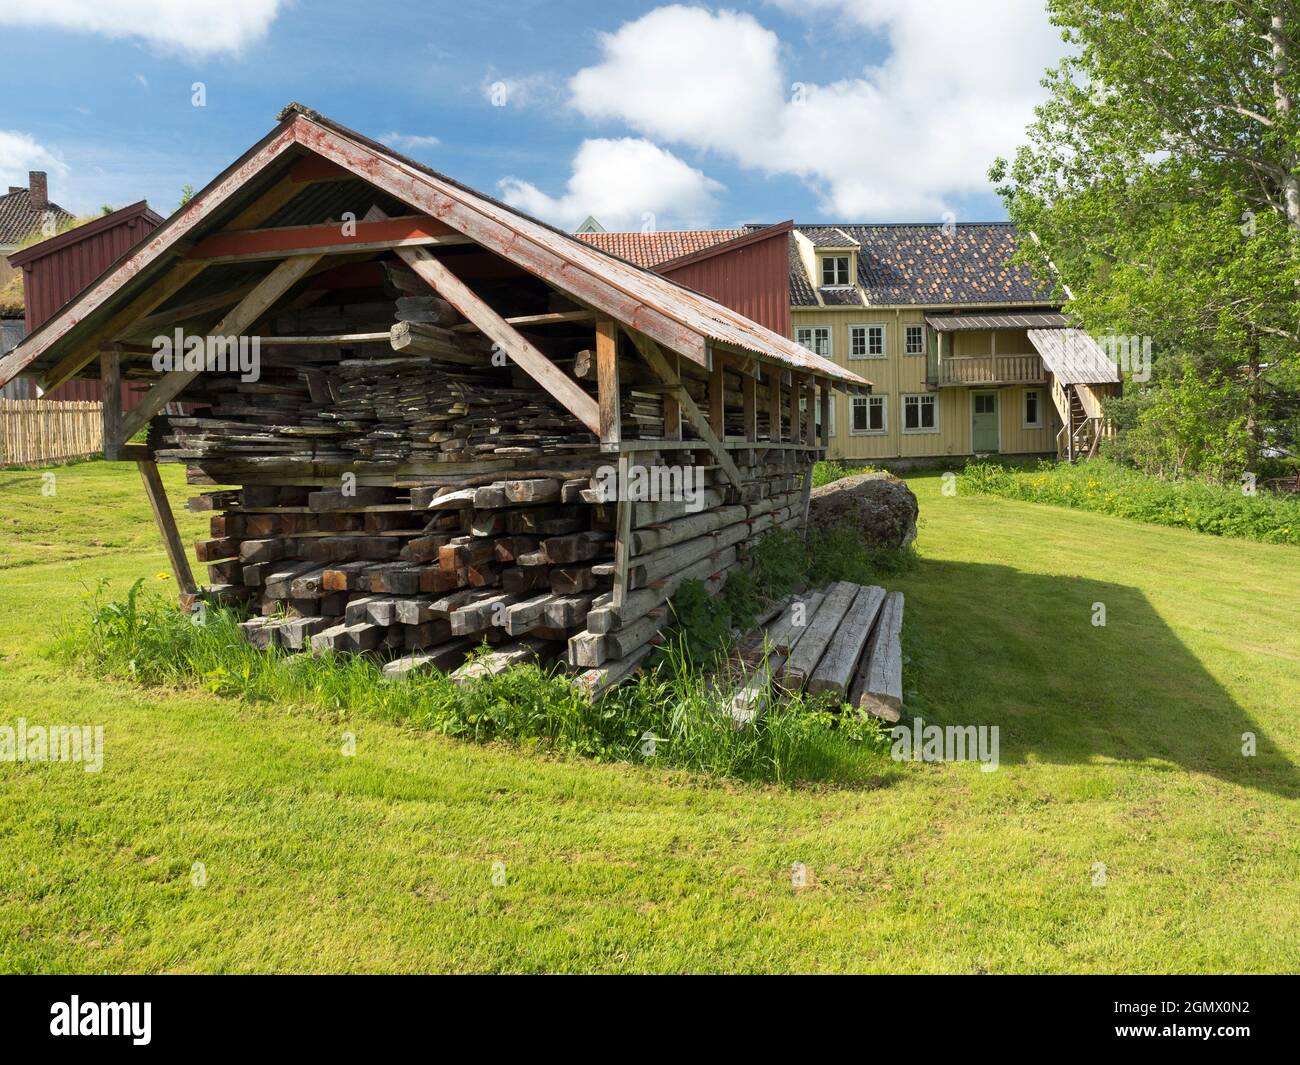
[0,399,103,468]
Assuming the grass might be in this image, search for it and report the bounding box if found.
[960,457,1300,545]
[0,459,1298,972]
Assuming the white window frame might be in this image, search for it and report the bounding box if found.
[1023,388,1043,429]
[795,326,832,359]
[901,393,939,434]
[848,322,887,360]
[820,255,850,287]
[851,394,887,436]
[904,324,926,356]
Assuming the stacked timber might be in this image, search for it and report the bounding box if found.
[191,473,615,684]
[726,582,905,726]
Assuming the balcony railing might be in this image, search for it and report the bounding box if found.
[935,354,1047,386]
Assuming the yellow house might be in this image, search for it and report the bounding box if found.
[788,223,1119,464]
[578,221,1121,464]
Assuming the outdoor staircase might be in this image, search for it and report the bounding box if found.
[1054,381,1104,462]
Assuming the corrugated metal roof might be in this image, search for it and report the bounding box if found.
[0,105,869,392]
[927,312,1070,331]
[1027,328,1121,385]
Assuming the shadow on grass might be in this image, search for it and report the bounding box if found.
[899,559,1298,798]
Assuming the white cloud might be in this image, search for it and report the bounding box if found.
[0,131,68,191]
[0,0,285,57]
[380,132,441,151]
[499,137,723,231]
[568,2,1066,219]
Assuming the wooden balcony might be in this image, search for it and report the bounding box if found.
[934,354,1047,387]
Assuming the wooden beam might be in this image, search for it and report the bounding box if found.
[624,329,743,490]
[612,451,635,608]
[186,215,465,263]
[789,372,804,444]
[137,458,197,596]
[119,254,323,442]
[595,319,621,449]
[100,350,122,461]
[368,209,601,435]
[820,380,831,447]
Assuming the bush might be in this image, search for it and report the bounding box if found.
[960,458,1300,544]
[58,577,895,786]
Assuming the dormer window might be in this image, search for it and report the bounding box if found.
[820,255,851,286]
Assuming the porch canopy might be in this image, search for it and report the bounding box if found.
[1025,327,1121,386]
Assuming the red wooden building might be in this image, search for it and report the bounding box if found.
[6,200,162,403]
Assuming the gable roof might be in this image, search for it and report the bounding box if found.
[791,223,1054,307]
[576,228,747,268]
[7,200,163,268]
[0,188,74,248]
[0,104,867,392]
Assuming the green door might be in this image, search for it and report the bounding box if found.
[972,391,999,452]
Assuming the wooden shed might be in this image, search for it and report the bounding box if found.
[0,104,870,694]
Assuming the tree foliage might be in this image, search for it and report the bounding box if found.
[991,0,1300,476]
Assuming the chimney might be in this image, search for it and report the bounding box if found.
[29,171,47,211]
[7,186,19,195]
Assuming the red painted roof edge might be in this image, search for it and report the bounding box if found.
[7,200,164,268]
[653,220,794,273]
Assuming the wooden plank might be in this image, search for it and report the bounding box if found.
[611,450,635,608]
[819,380,831,448]
[100,351,122,461]
[709,357,725,432]
[186,215,463,263]
[624,329,743,490]
[788,371,803,445]
[807,585,886,698]
[742,369,758,442]
[137,458,197,595]
[782,581,858,690]
[119,254,324,442]
[573,643,653,700]
[850,591,904,722]
[595,318,621,448]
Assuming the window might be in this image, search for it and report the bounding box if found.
[820,255,850,286]
[848,324,886,359]
[974,393,995,415]
[851,394,886,435]
[904,324,926,355]
[795,326,831,358]
[1023,389,1042,428]
[902,393,938,433]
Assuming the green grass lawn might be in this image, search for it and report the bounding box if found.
[0,459,1297,973]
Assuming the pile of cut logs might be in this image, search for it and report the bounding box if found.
[727,581,905,725]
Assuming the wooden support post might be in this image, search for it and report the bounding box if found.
[100,350,122,461]
[612,450,635,608]
[119,254,324,442]
[768,369,782,442]
[137,458,197,595]
[802,376,816,444]
[595,319,621,449]
[820,381,831,449]
[742,369,758,442]
[709,357,725,434]
[790,373,806,445]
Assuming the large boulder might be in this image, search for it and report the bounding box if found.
[807,472,918,547]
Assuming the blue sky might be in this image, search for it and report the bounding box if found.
[0,1,1064,231]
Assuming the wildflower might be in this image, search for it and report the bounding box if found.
[156,572,171,581]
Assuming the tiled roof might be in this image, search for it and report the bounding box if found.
[819,287,864,306]
[576,228,746,268]
[789,240,817,306]
[791,223,1053,307]
[0,189,74,248]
